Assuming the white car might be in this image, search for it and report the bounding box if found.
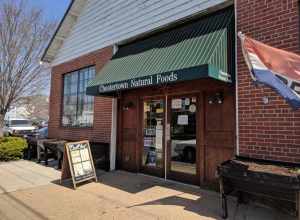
[4,119,37,136]
[171,139,196,163]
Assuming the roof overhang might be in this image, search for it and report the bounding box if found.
[41,0,88,63]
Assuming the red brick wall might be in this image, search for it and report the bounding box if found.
[49,47,113,143]
[237,0,300,162]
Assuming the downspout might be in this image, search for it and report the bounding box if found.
[164,95,168,180]
[234,0,239,156]
[110,44,118,171]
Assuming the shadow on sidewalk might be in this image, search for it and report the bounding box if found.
[49,170,296,220]
[0,185,48,220]
[94,170,296,220]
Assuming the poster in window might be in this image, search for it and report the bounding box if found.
[146,150,156,166]
[177,115,189,125]
[155,125,163,150]
[184,98,190,106]
[144,137,154,147]
[144,103,150,112]
[156,108,163,113]
[189,104,196,113]
[172,99,182,109]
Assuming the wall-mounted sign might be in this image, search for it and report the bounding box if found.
[99,71,178,93]
[61,140,97,189]
[95,65,232,95]
[86,64,232,96]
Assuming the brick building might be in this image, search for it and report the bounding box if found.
[42,0,300,185]
[237,0,300,163]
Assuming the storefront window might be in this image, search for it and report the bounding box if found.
[62,66,95,127]
[170,97,197,175]
[142,100,164,168]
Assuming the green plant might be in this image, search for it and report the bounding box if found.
[0,137,28,161]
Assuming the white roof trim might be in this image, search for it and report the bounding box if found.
[41,0,88,63]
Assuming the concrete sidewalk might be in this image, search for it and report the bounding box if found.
[0,160,60,194]
[0,160,296,220]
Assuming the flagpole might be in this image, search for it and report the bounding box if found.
[238,32,257,81]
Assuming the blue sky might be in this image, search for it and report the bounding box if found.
[25,0,71,95]
[27,0,71,22]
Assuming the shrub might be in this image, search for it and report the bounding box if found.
[0,137,28,161]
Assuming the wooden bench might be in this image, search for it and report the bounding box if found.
[43,140,67,169]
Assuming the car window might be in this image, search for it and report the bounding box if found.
[10,120,32,126]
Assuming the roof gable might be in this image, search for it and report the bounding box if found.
[42,0,88,63]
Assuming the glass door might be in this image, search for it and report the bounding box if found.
[141,99,165,177]
[167,95,198,184]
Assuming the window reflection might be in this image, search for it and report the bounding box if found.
[62,66,95,127]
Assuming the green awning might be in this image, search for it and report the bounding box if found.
[87,8,234,96]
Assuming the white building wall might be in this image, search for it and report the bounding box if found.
[53,0,231,66]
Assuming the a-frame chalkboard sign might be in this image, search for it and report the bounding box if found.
[61,140,97,189]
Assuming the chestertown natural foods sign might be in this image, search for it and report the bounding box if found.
[97,65,231,94]
[99,72,178,93]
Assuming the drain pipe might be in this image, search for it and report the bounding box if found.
[110,98,117,171]
[110,45,119,171]
[234,0,239,156]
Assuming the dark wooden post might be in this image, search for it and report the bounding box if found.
[219,176,228,219]
[44,146,48,165]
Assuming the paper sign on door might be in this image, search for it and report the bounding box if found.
[177,115,189,125]
[172,99,182,109]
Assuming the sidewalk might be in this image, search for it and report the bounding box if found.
[0,160,60,193]
[0,160,296,220]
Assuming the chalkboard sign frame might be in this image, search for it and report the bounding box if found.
[62,140,98,189]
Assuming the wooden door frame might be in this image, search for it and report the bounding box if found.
[166,93,202,185]
[199,91,205,184]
